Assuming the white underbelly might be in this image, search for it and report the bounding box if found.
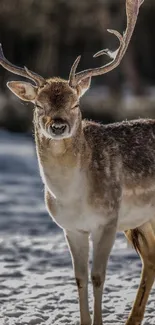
[118,200,155,231]
[50,194,155,232]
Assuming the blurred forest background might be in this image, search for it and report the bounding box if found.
[0,0,154,132]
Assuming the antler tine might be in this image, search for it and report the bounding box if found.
[0,44,45,87]
[69,55,81,88]
[72,0,144,85]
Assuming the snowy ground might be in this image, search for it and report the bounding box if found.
[0,131,154,325]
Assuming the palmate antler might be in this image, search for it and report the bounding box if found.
[0,44,45,87]
[69,0,144,87]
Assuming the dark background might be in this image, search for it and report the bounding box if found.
[0,0,154,132]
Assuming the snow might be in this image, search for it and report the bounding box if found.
[0,130,154,325]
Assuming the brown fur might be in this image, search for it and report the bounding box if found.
[125,222,155,325]
[35,80,155,215]
[91,274,102,288]
[125,228,148,254]
[76,278,83,289]
[36,78,77,111]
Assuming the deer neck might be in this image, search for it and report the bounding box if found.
[34,121,89,200]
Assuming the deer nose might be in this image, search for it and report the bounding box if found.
[50,118,68,136]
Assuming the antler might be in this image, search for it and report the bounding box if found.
[69,0,144,87]
[0,44,46,87]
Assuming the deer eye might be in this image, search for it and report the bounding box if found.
[35,104,44,110]
[72,103,79,109]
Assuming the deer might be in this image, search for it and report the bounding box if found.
[0,0,153,324]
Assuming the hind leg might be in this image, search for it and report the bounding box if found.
[125,221,155,325]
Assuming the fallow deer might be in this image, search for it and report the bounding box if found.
[1,1,153,324]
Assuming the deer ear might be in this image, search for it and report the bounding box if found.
[7,81,37,102]
[77,77,91,97]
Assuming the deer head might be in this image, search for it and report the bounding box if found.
[0,0,143,140]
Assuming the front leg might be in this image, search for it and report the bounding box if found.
[91,221,117,325]
[65,230,91,325]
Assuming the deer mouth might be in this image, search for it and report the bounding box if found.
[48,118,70,139]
